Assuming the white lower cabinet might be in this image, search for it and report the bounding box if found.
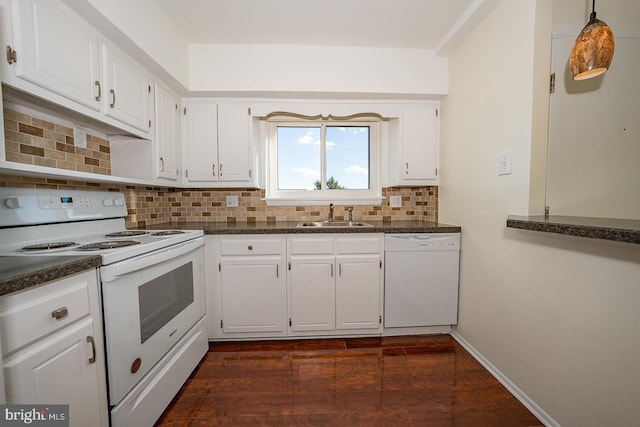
[206,235,287,339]
[0,270,108,427]
[289,255,335,332]
[288,234,384,336]
[206,234,384,339]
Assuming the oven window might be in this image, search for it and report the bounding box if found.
[138,262,194,343]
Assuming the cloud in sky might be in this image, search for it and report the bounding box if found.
[344,165,368,175]
[298,131,320,145]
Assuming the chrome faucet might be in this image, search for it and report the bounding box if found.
[328,203,334,221]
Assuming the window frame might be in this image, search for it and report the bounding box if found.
[265,118,381,206]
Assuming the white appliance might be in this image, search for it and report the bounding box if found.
[0,187,208,427]
[384,233,460,327]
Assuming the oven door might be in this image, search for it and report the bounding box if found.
[99,237,205,405]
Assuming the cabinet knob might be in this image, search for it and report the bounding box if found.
[51,307,68,320]
[248,245,253,251]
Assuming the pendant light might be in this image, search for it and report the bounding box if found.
[569,0,615,80]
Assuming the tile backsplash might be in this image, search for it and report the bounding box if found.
[0,175,437,228]
[3,108,111,175]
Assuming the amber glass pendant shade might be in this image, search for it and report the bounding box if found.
[569,10,615,81]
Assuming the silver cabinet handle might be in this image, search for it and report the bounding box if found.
[87,336,96,364]
[109,89,116,108]
[95,81,101,101]
[51,307,68,320]
[331,264,334,277]
[405,162,409,174]
[212,164,216,176]
[339,263,342,276]
[219,164,223,176]
[160,157,165,172]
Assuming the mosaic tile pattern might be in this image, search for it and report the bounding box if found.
[169,186,437,223]
[3,108,111,175]
[0,175,438,227]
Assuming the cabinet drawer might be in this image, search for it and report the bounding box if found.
[0,270,93,356]
[335,237,382,254]
[288,238,334,255]
[220,239,283,256]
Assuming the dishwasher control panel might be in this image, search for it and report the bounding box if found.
[384,233,460,251]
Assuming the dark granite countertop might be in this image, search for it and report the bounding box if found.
[507,215,640,245]
[137,220,462,235]
[0,256,102,297]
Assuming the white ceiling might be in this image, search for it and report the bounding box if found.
[156,0,479,50]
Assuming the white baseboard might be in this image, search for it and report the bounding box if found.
[450,331,560,427]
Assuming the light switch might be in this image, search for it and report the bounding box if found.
[498,152,512,176]
[389,195,402,208]
[226,195,238,207]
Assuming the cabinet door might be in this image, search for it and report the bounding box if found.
[220,257,285,334]
[335,255,382,330]
[102,43,151,132]
[155,84,180,180]
[184,103,219,182]
[3,318,107,427]
[11,0,101,110]
[217,103,251,182]
[289,257,335,332]
[402,103,438,181]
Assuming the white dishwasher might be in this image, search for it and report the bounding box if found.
[384,233,460,327]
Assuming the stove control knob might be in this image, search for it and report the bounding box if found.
[4,197,23,209]
[102,198,114,207]
[114,199,124,207]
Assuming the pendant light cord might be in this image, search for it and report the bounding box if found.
[590,0,597,22]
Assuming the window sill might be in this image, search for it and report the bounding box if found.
[264,197,384,207]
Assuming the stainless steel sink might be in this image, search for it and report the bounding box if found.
[297,220,373,228]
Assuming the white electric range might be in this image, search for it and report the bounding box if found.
[0,187,208,427]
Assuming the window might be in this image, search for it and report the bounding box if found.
[266,119,381,205]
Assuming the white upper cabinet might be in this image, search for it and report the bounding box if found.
[389,103,439,185]
[7,0,152,136]
[184,102,218,182]
[183,101,256,187]
[10,0,101,111]
[154,83,181,181]
[102,43,151,133]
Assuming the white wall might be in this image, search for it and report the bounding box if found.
[440,0,640,426]
[64,0,190,89]
[188,44,448,97]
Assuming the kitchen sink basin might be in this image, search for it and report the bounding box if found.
[297,220,373,228]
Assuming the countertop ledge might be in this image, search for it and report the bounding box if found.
[137,220,462,235]
[507,215,640,245]
[0,255,102,297]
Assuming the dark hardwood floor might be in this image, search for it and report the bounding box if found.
[155,334,542,426]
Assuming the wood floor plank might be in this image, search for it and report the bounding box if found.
[156,335,543,426]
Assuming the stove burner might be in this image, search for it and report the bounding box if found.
[76,240,141,251]
[20,241,78,251]
[105,230,149,238]
[151,231,185,236]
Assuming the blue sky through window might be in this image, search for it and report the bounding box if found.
[277,125,370,190]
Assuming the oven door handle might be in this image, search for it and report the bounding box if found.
[101,237,204,281]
